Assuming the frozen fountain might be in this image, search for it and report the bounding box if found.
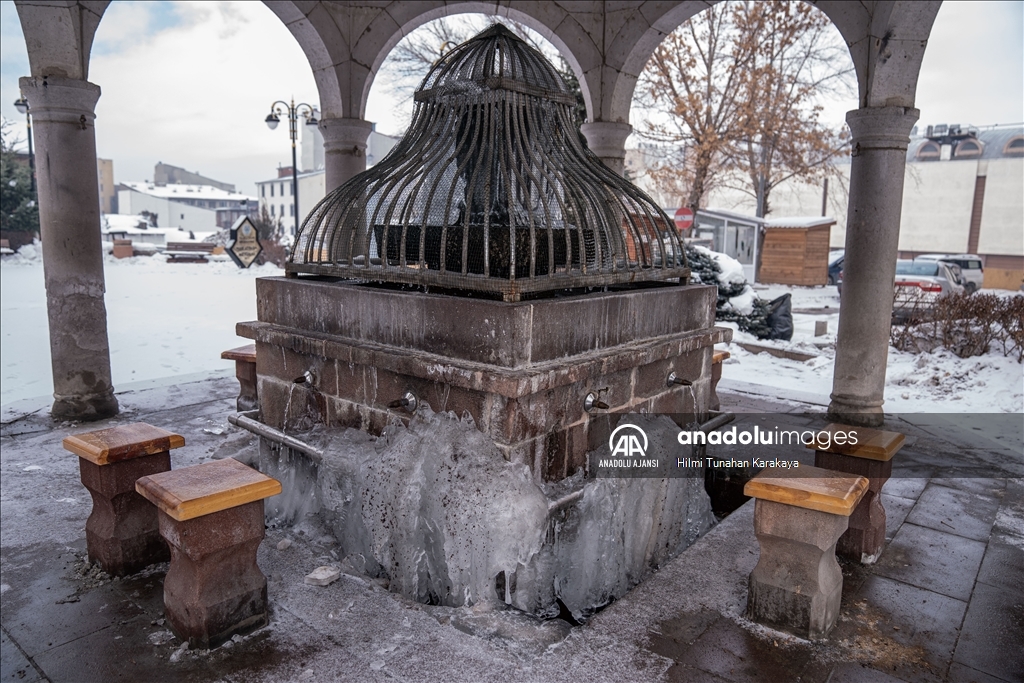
[233,25,729,620]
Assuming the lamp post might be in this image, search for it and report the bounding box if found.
[264,98,317,237]
[12,95,35,194]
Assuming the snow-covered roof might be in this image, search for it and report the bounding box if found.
[764,216,836,229]
[697,208,766,225]
[102,214,180,234]
[255,169,324,184]
[120,182,255,202]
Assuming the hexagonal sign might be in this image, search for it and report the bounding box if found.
[227,216,263,268]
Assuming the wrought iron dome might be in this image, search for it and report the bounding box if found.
[288,24,689,301]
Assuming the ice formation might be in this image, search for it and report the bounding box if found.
[253,410,714,620]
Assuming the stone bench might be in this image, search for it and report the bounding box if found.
[710,349,730,411]
[221,344,258,411]
[62,423,184,576]
[136,458,281,649]
[806,423,905,564]
[744,465,868,640]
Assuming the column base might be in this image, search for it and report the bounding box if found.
[826,399,883,428]
[53,390,119,422]
[159,501,269,649]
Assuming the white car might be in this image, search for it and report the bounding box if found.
[893,259,965,321]
[916,254,984,293]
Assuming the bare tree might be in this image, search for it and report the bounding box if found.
[728,1,852,217]
[379,16,586,127]
[636,1,853,214]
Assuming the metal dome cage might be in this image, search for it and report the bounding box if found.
[288,24,689,301]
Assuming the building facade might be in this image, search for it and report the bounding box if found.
[116,182,256,233]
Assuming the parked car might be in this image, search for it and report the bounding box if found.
[827,250,844,286]
[915,253,984,293]
[892,259,965,321]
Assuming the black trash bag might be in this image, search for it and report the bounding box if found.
[765,293,794,341]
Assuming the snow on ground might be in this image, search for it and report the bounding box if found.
[722,284,1023,413]
[1,244,281,405]
[1,247,1021,413]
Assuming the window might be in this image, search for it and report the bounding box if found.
[270,185,274,197]
[954,140,982,158]
[280,205,285,218]
[917,141,940,160]
[289,184,293,196]
[289,204,294,217]
[280,183,285,196]
[270,205,275,216]
[1004,137,1024,156]
[261,186,265,197]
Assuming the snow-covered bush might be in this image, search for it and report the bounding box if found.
[685,245,789,340]
[890,291,1024,362]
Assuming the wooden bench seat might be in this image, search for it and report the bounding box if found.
[806,423,905,564]
[136,457,281,521]
[63,422,183,575]
[743,465,868,640]
[221,344,258,411]
[136,458,281,648]
[166,242,216,263]
[709,348,730,411]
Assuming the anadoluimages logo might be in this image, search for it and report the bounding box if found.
[608,423,648,458]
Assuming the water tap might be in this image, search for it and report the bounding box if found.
[667,372,692,387]
[388,391,418,411]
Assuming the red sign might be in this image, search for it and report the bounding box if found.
[674,207,694,231]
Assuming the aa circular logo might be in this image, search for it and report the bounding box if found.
[608,423,648,458]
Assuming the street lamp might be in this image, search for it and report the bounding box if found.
[264,98,318,237]
[12,95,35,194]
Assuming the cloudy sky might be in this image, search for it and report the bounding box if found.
[1,1,1021,197]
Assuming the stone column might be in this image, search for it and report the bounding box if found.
[319,117,374,193]
[580,121,632,176]
[19,76,118,421]
[829,107,919,427]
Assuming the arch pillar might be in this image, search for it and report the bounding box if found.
[319,118,374,193]
[829,105,919,427]
[19,75,118,421]
[580,121,633,176]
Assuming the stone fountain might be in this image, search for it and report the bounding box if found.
[235,25,729,620]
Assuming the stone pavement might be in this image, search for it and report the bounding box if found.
[1,375,1021,683]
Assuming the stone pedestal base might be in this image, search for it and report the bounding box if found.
[815,451,892,563]
[222,345,258,412]
[746,499,849,639]
[79,453,171,575]
[159,501,268,649]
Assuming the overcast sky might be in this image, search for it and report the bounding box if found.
[1,1,1021,197]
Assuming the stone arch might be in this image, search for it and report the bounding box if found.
[261,1,347,118]
[15,0,109,80]
[599,1,941,126]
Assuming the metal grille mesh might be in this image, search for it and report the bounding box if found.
[288,24,689,301]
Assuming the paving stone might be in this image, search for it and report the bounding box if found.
[873,523,986,602]
[880,478,928,502]
[1,628,43,683]
[828,662,909,682]
[975,537,1024,596]
[664,617,822,683]
[831,575,966,683]
[880,493,915,542]
[0,544,145,658]
[905,484,999,542]
[952,581,1024,683]
[946,662,1015,683]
